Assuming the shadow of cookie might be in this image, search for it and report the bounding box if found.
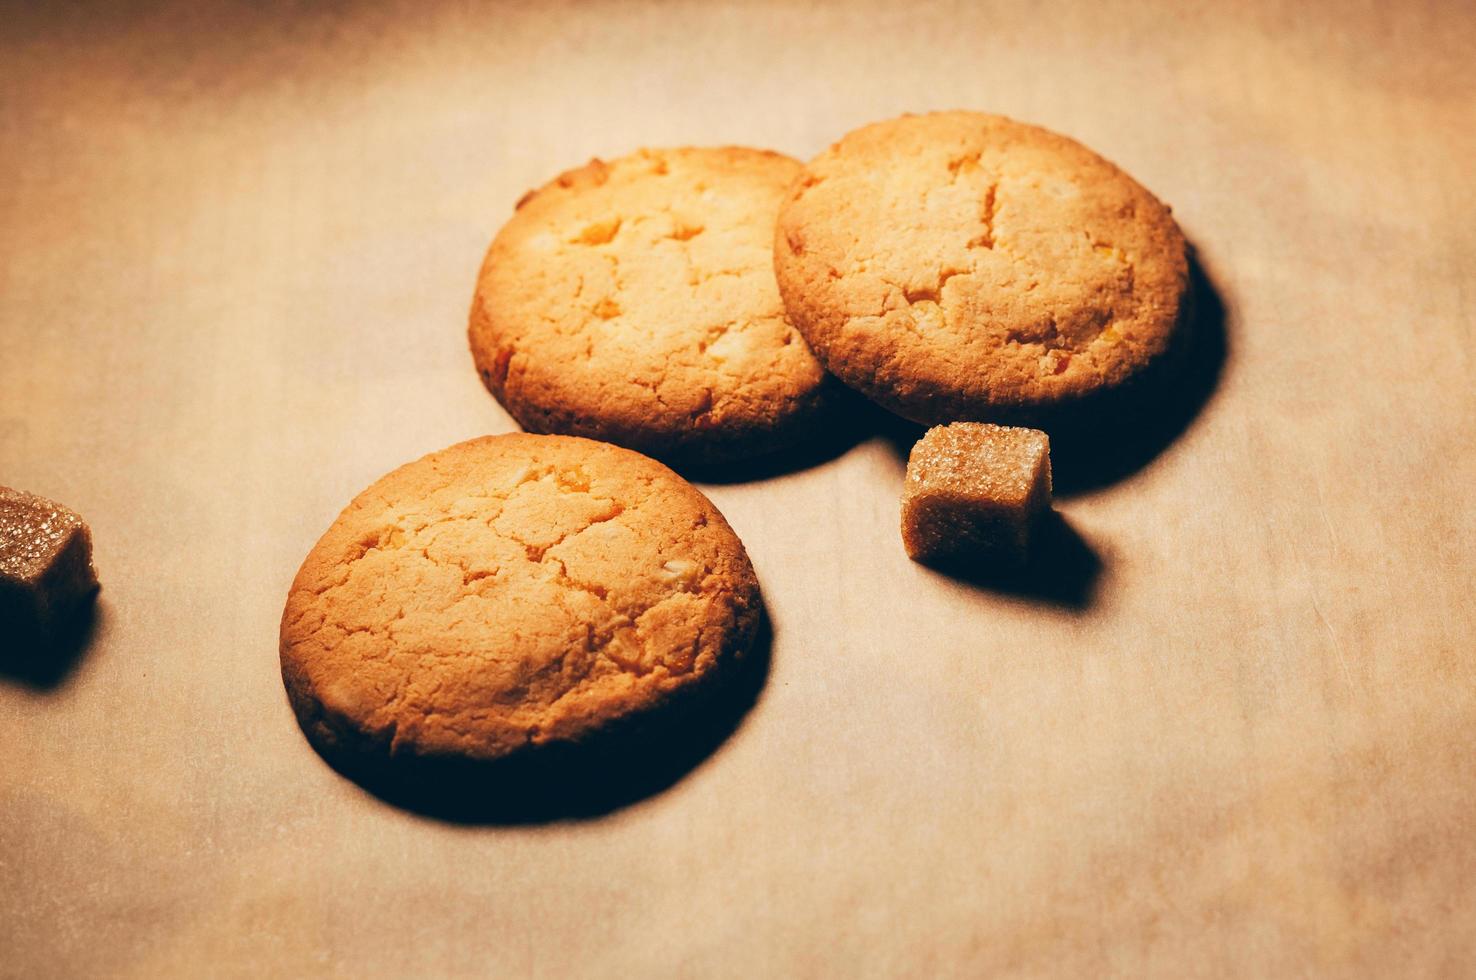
[1044,251,1229,495]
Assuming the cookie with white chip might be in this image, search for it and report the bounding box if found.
[279,433,762,779]
[774,111,1190,425]
[470,147,833,463]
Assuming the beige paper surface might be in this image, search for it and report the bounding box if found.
[2,1,1474,976]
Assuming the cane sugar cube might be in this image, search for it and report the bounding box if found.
[901,423,1052,563]
[0,486,99,643]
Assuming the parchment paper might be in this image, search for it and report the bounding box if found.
[2,1,1474,975]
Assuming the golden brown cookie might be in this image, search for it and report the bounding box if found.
[470,147,833,464]
[279,433,762,776]
[774,111,1190,426]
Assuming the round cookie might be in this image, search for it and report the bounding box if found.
[279,433,762,776]
[470,147,832,463]
[774,111,1190,425]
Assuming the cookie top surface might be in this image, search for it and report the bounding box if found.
[470,147,831,463]
[774,111,1189,424]
[279,433,761,765]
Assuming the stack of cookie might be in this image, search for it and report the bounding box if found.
[281,111,1189,802]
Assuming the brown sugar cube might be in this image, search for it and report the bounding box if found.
[0,486,99,644]
[901,423,1052,564]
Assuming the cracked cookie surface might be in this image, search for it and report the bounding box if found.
[774,111,1189,425]
[280,433,761,768]
[470,147,832,463]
